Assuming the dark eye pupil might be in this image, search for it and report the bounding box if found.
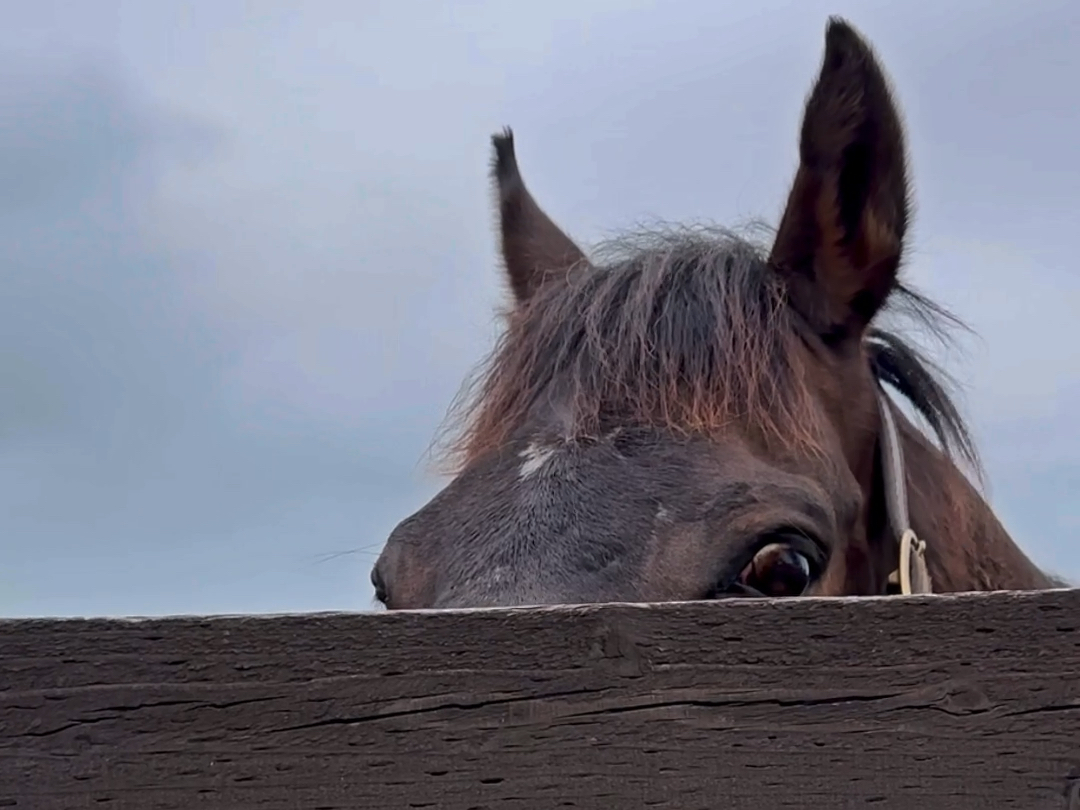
[739,543,812,597]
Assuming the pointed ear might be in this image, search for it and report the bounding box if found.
[491,128,588,304]
[769,18,911,347]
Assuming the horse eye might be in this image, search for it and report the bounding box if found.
[735,541,815,597]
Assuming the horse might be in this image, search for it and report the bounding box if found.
[372,17,1062,610]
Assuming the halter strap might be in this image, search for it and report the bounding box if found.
[877,387,933,596]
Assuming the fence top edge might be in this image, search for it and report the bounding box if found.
[2,586,1077,628]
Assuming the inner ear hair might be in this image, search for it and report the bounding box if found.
[769,17,911,345]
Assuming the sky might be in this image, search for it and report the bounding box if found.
[1,0,1077,618]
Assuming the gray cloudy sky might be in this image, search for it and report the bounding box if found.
[1,1,1077,618]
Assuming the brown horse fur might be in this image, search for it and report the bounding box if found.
[373,17,1063,610]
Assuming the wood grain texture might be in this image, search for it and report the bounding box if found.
[2,589,1080,810]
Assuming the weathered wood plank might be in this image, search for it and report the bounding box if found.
[2,589,1079,810]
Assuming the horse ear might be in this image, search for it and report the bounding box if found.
[491,128,588,304]
[769,18,910,347]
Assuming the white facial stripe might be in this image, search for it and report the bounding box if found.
[518,441,556,479]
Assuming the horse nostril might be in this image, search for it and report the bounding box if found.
[370,563,389,606]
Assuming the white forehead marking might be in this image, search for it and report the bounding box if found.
[518,441,557,479]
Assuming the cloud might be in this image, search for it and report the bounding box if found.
[0,57,418,617]
[0,57,222,440]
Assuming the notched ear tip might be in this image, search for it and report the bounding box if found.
[486,126,587,304]
[490,127,521,193]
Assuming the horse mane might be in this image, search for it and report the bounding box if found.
[867,289,979,469]
[437,223,978,477]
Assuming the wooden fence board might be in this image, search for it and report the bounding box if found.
[2,589,1079,809]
